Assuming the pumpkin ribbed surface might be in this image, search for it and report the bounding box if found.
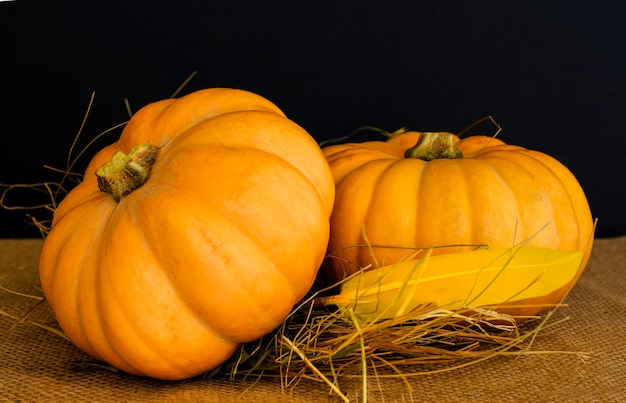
[39,88,335,380]
[321,131,593,316]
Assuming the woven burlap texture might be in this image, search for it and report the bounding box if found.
[1,237,625,402]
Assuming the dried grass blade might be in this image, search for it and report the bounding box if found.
[281,335,349,402]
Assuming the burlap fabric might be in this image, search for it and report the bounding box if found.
[1,237,624,402]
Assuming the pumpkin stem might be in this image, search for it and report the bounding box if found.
[96,144,159,202]
[404,132,463,160]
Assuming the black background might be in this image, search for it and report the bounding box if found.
[1,1,624,238]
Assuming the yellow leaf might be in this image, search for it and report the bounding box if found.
[323,247,583,322]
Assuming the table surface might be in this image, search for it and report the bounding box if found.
[1,237,625,402]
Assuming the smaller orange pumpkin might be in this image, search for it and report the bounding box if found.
[321,130,594,318]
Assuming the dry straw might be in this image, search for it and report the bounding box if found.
[1,75,587,402]
[212,250,580,401]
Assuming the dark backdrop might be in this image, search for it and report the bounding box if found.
[1,1,624,238]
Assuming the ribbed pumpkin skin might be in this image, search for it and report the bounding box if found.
[321,132,594,314]
[39,88,335,380]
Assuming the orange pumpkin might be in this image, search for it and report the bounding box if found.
[39,88,335,380]
[321,130,594,317]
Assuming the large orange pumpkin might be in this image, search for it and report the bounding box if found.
[321,130,594,317]
[38,88,335,380]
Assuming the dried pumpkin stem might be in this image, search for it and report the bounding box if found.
[96,144,159,202]
[404,132,463,160]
